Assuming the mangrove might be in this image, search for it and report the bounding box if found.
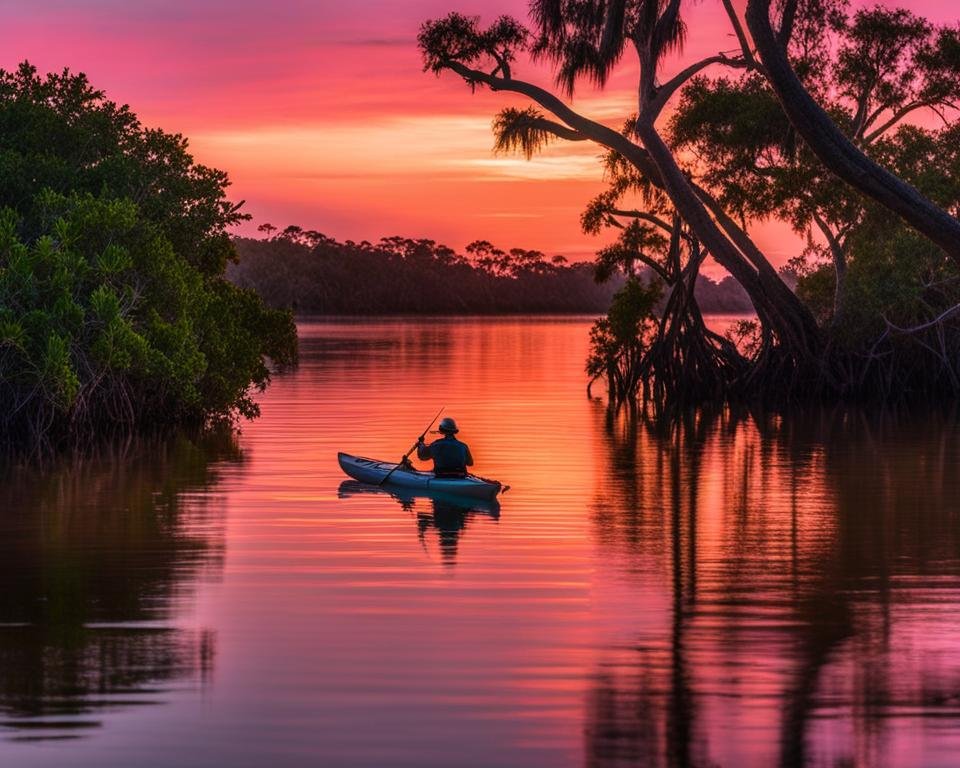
[418,0,960,407]
[0,63,298,449]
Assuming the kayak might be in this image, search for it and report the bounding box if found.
[337,452,503,502]
[337,480,501,517]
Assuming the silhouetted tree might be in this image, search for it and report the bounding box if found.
[418,3,823,404]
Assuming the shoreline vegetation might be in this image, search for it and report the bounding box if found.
[228,229,755,316]
[0,63,297,451]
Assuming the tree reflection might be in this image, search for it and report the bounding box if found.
[587,406,960,767]
[0,431,236,740]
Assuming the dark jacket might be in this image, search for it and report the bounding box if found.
[417,435,474,477]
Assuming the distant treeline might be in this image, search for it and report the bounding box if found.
[228,227,754,315]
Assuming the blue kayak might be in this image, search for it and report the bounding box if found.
[337,452,503,502]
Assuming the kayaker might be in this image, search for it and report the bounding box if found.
[417,417,474,478]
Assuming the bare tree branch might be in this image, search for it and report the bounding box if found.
[861,101,928,144]
[886,303,960,334]
[445,60,665,182]
[777,0,798,47]
[648,54,745,116]
[607,208,676,235]
[721,0,758,70]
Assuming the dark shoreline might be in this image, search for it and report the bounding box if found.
[228,235,756,317]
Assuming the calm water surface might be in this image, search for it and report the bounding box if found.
[3,317,960,767]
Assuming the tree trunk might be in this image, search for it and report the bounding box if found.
[827,241,847,325]
[694,183,821,357]
[636,118,822,376]
[810,213,848,322]
[745,0,960,263]
[448,61,825,390]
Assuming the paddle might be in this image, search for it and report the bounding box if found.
[379,406,445,487]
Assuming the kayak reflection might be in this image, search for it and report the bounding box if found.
[337,480,500,566]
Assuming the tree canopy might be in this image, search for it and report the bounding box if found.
[744,0,960,261]
[670,5,960,356]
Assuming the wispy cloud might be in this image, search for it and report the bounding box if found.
[333,38,411,47]
[474,212,544,219]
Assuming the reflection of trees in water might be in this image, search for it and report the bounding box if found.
[0,431,236,740]
[0,627,215,740]
[586,406,960,767]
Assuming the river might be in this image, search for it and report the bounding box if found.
[3,317,960,767]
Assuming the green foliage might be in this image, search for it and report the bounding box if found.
[492,107,560,160]
[593,220,669,283]
[231,227,753,317]
[0,63,245,277]
[799,220,960,345]
[724,319,763,360]
[0,64,297,444]
[587,277,661,390]
[670,73,859,236]
[793,122,960,348]
[40,333,79,411]
[528,0,686,95]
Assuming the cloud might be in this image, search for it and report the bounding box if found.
[334,38,411,47]
[460,155,603,181]
[473,213,544,219]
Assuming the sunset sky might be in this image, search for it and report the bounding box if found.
[1,0,955,268]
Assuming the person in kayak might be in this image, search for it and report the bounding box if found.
[417,417,474,478]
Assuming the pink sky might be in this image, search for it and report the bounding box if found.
[1,1,956,268]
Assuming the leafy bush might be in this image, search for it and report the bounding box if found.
[587,277,661,399]
[0,63,296,445]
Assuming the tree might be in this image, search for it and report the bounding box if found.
[796,124,960,395]
[0,63,297,447]
[587,277,662,403]
[671,73,861,321]
[742,0,960,262]
[419,3,824,403]
[581,154,750,404]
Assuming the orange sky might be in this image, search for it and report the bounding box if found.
[1,1,956,270]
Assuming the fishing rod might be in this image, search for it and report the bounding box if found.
[379,406,445,487]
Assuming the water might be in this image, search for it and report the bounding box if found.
[3,317,960,767]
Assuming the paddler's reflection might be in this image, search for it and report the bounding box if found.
[337,481,499,566]
[418,500,471,565]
